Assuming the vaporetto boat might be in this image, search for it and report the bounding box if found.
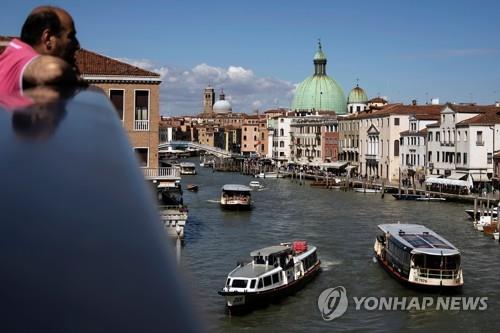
[374,224,463,290]
[218,241,320,311]
[220,184,252,210]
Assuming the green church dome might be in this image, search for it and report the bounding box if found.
[347,85,368,104]
[292,41,347,114]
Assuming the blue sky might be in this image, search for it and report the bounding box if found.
[2,0,499,115]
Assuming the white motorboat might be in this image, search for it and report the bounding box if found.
[249,181,263,189]
[159,205,188,239]
[219,241,320,311]
[494,232,499,241]
[354,188,381,193]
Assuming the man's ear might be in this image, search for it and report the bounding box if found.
[40,28,53,51]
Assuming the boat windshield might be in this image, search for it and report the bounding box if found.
[253,256,265,264]
[413,254,461,270]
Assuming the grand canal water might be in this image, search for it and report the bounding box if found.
[176,159,500,332]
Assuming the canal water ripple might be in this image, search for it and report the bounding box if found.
[177,160,500,332]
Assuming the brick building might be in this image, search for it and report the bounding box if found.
[76,49,161,169]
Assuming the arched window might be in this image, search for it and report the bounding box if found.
[394,140,400,157]
[280,129,284,136]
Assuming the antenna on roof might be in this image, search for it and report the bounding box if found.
[425,92,429,105]
[356,78,360,87]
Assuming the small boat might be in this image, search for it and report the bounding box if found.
[186,184,199,192]
[218,241,320,311]
[392,194,424,200]
[159,205,188,239]
[494,232,499,241]
[416,197,446,202]
[249,181,263,189]
[465,207,498,219]
[374,224,463,290]
[179,162,197,175]
[220,184,252,210]
[355,188,381,193]
[254,172,284,179]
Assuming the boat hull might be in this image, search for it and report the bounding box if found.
[219,262,321,313]
[220,203,252,211]
[375,255,462,292]
[392,194,423,200]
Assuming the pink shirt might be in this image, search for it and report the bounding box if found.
[0,38,39,95]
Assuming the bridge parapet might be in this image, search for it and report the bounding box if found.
[143,167,181,180]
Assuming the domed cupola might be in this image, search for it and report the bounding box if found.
[213,89,232,114]
[347,82,369,114]
[291,40,347,114]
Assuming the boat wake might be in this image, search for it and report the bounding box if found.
[206,199,221,203]
[321,259,342,271]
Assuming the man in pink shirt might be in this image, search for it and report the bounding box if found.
[0,6,80,98]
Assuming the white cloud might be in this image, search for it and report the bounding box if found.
[112,58,296,116]
[158,63,295,116]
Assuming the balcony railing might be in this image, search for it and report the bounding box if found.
[365,154,379,161]
[143,167,180,180]
[476,141,485,146]
[134,120,150,131]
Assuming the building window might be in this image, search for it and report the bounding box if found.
[437,151,440,162]
[134,90,149,131]
[476,131,484,145]
[428,132,433,141]
[457,153,461,164]
[394,118,400,126]
[488,152,493,164]
[134,148,148,167]
[464,153,467,164]
[394,140,399,156]
[436,132,441,141]
[428,151,432,162]
[109,90,124,120]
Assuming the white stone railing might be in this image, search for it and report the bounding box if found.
[134,120,150,131]
[143,167,180,180]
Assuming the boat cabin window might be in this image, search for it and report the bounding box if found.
[272,273,280,284]
[226,278,231,286]
[250,279,256,288]
[231,279,248,288]
[413,254,461,270]
[258,279,263,288]
[263,276,272,287]
[268,256,275,266]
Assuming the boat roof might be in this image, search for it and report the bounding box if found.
[229,263,277,278]
[179,162,196,167]
[250,245,291,257]
[222,184,251,192]
[378,224,459,255]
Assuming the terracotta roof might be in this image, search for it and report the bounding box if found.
[457,109,500,126]
[75,49,160,77]
[354,104,443,120]
[446,103,498,114]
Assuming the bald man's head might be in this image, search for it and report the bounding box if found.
[20,6,79,66]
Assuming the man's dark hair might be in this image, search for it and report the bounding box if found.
[20,9,62,46]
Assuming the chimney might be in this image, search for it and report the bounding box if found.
[412,99,417,106]
[496,101,500,107]
[431,98,440,105]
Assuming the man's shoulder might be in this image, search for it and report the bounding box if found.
[0,38,37,58]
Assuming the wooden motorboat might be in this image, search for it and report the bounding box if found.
[186,184,199,192]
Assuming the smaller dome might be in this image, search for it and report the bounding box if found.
[314,40,326,61]
[347,85,368,104]
[213,100,232,113]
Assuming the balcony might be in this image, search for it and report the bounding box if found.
[134,120,150,131]
[365,154,380,161]
[476,141,485,146]
[143,167,180,180]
